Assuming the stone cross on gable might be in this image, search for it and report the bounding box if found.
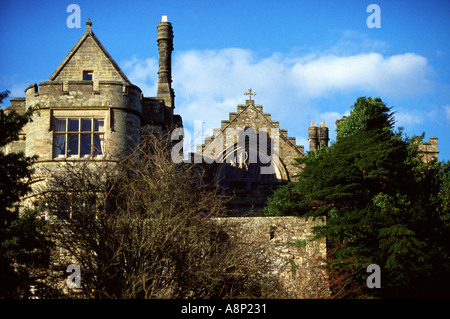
[244,88,256,101]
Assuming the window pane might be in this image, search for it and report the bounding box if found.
[94,134,104,156]
[55,119,66,132]
[81,134,91,156]
[68,135,79,156]
[94,120,104,132]
[68,119,79,132]
[83,71,93,81]
[54,134,66,157]
[81,119,92,132]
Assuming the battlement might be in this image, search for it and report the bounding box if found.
[24,81,142,114]
[6,97,26,114]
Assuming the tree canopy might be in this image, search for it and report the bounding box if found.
[0,90,36,216]
[264,96,450,298]
[0,90,52,298]
[39,134,279,298]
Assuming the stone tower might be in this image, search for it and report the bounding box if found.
[22,18,142,163]
[4,17,181,210]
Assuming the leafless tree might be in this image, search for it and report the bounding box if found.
[40,133,278,298]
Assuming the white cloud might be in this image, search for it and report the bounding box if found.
[121,45,434,150]
[319,111,346,129]
[392,104,450,129]
[394,111,424,127]
[445,105,450,121]
[121,55,159,96]
[290,52,432,98]
[9,82,28,97]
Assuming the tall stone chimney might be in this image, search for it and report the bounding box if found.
[308,121,319,151]
[157,16,175,111]
[308,121,329,151]
[319,121,329,148]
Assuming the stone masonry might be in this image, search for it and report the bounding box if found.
[195,93,316,214]
[4,17,181,208]
[417,136,439,164]
[3,16,439,298]
[214,216,329,298]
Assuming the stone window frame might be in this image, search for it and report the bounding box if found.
[82,70,94,81]
[51,109,108,160]
[81,69,100,92]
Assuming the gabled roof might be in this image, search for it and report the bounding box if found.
[49,18,130,84]
[202,96,304,156]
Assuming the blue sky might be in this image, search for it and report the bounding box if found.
[1,0,449,160]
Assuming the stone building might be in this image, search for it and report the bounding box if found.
[4,16,438,213]
[193,90,329,214]
[4,17,181,207]
[308,120,330,151]
[5,16,440,298]
[3,16,330,215]
[2,18,331,297]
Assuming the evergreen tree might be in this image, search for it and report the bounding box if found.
[0,90,36,214]
[0,90,52,298]
[265,97,450,298]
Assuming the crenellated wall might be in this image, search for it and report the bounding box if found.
[23,81,142,161]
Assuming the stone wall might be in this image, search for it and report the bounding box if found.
[215,216,329,298]
[51,26,128,83]
[46,216,329,298]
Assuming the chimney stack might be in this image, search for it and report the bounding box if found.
[308,121,329,151]
[319,121,329,148]
[157,16,175,111]
[308,121,319,151]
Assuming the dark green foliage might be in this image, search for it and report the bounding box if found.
[336,96,394,139]
[0,209,53,298]
[265,96,450,298]
[0,90,36,215]
[0,90,52,298]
